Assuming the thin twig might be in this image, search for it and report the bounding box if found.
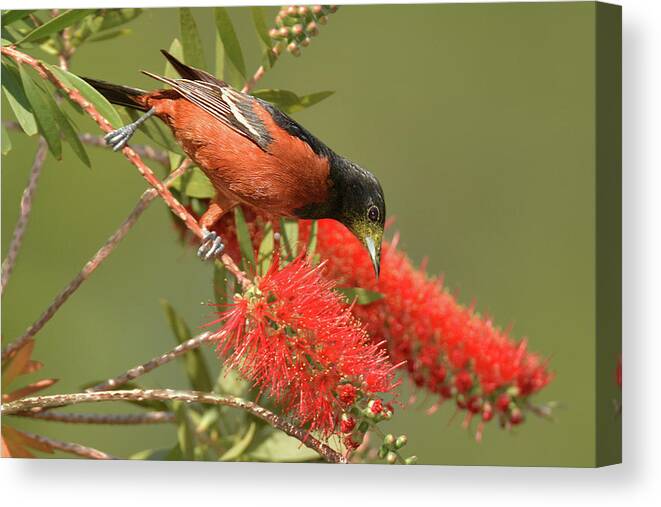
[0,45,249,288]
[12,410,175,425]
[0,159,191,361]
[16,428,116,459]
[2,389,346,464]
[242,46,282,94]
[87,331,216,392]
[1,138,48,297]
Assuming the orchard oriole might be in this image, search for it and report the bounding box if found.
[85,50,385,277]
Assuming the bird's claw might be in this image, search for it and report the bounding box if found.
[197,228,224,261]
[104,125,137,151]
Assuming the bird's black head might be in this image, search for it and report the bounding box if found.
[329,157,386,278]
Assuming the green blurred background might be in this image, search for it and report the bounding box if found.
[2,3,618,466]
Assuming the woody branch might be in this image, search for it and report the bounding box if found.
[2,389,347,464]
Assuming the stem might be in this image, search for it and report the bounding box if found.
[2,389,347,464]
[87,331,216,392]
[0,45,249,288]
[0,159,191,361]
[16,428,116,459]
[241,46,282,94]
[1,137,48,297]
[12,410,175,425]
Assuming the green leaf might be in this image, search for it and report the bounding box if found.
[1,123,11,155]
[220,421,256,461]
[19,66,61,158]
[164,38,184,79]
[214,29,225,80]
[130,448,173,460]
[251,89,334,114]
[1,63,38,136]
[173,401,195,461]
[86,28,131,43]
[170,166,215,199]
[160,299,213,392]
[179,8,206,69]
[257,222,274,276]
[335,287,384,305]
[250,7,277,69]
[96,8,142,32]
[48,65,123,128]
[247,428,321,463]
[234,206,256,272]
[279,218,299,261]
[214,7,246,79]
[47,94,91,168]
[216,367,251,398]
[16,9,96,45]
[213,260,228,305]
[306,220,318,258]
[1,10,37,27]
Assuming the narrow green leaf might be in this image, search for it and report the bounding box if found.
[214,30,225,80]
[17,9,96,45]
[1,63,38,136]
[335,287,384,305]
[96,8,142,32]
[247,428,321,463]
[173,401,195,461]
[1,10,37,27]
[257,222,274,276]
[251,89,334,114]
[214,7,246,79]
[179,8,206,69]
[164,38,184,79]
[306,220,318,257]
[220,422,256,461]
[213,260,228,305]
[234,206,256,272]
[170,166,215,199]
[160,299,213,392]
[47,95,91,168]
[251,7,272,48]
[130,448,172,460]
[279,218,299,261]
[48,65,123,128]
[19,66,61,158]
[1,123,11,155]
[87,28,131,43]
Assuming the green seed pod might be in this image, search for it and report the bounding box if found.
[386,452,398,464]
[405,456,418,465]
[378,444,388,459]
[384,434,396,446]
[395,435,408,449]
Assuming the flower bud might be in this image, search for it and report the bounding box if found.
[386,451,398,464]
[278,27,290,38]
[298,6,309,16]
[340,414,355,434]
[378,444,388,459]
[292,24,304,36]
[312,5,323,15]
[509,408,524,425]
[286,6,298,16]
[269,28,280,39]
[306,21,319,36]
[384,434,396,446]
[318,15,328,25]
[496,393,511,412]
[395,435,408,449]
[300,37,311,47]
[368,399,383,415]
[287,42,301,56]
[328,6,339,13]
[405,455,418,465]
[382,409,393,420]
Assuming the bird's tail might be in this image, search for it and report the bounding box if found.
[82,77,149,111]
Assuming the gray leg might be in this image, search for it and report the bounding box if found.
[197,228,225,261]
[104,108,156,151]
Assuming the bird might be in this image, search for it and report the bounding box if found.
[84,50,385,277]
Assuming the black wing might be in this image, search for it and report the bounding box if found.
[143,51,273,151]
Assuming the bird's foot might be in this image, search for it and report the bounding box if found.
[197,228,224,261]
[104,125,137,151]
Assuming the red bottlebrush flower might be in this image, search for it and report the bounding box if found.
[296,219,553,434]
[208,254,397,438]
[496,393,511,412]
[369,399,383,415]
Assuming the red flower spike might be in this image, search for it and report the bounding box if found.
[340,415,356,434]
[209,254,396,438]
[369,399,383,415]
[338,384,358,406]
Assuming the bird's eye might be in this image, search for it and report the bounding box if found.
[367,205,379,222]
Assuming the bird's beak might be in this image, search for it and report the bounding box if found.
[365,236,381,279]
